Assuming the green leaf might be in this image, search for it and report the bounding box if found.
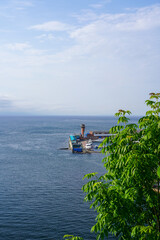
[83,172,98,180]
[157,166,160,178]
[63,235,83,240]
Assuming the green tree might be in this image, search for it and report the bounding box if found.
[64,93,160,240]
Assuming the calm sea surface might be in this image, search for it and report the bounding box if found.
[0,116,139,240]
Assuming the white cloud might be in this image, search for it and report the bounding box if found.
[0,95,14,110]
[2,4,160,67]
[35,33,56,41]
[74,4,160,32]
[6,42,31,51]
[0,3,159,115]
[90,0,112,10]
[90,4,103,9]
[29,21,72,32]
[112,5,160,31]
[0,95,29,114]
[67,4,160,58]
[12,0,34,8]
[73,10,99,23]
[0,94,65,114]
[3,4,160,66]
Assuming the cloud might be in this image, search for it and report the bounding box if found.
[110,5,160,31]
[35,33,57,41]
[5,42,31,51]
[90,4,103,9]
[12,0,34,9]
[0,95,29,114]
[89,0,112,10]
[73,10,100,22]
[0,0,34,14]
[0,2,159,115]
[74,4,160,32]
[2,4,160,67]
[66,4,160,59]
[2,4,160,68]
[0,96,14,110]
[29,21,72,32]
[0,94,73,115]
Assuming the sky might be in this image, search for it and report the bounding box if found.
[0,0,160,116]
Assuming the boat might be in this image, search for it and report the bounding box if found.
[92,138,104,142]
[85,139,93,150]
[85,143,92,149]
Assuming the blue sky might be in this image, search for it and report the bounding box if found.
[0,0,160,115]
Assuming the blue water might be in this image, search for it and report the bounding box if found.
[0,116,139,240]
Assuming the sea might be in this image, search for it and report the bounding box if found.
[0,116,139,240]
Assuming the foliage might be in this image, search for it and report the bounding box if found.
[63,235,83,240]
[82,93,160,239]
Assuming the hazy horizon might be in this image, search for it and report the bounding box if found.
[0,114,142,117]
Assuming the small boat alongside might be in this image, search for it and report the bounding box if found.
[92,138,104,143]
[85,139,93,150]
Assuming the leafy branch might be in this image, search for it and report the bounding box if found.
[64,93,160,240]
